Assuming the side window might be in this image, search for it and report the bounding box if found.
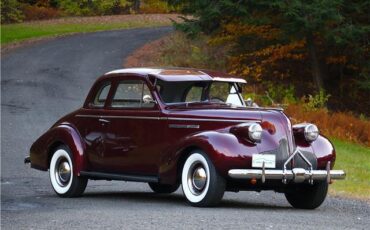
[185,86,203,102]
[111,80,154,108]
[93,82,111,107]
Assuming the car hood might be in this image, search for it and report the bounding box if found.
[165,104,285,121]
[166,106,263,121]
[166,105,295,153]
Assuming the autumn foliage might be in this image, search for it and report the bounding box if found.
[22,4,60,21]
[1,0,178,23]
[286,104,370,147]
[213,23,307,82]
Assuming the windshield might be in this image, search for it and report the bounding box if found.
[156,80,245,107]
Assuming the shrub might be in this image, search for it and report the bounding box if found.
[125,32,227,70]
[266,83,297,105]
[1,0,25,23]
[303,89,331,111]
[58,0,132,16]
[286,104,370,147]
[22,5,60,21]
[158,32,228,70]
[140,0,178,14]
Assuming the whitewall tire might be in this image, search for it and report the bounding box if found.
[49,145,87,197]
[181,151,225,207]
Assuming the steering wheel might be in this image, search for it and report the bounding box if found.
[209,97,225,103]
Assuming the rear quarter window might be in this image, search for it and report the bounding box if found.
[92,82,111,107]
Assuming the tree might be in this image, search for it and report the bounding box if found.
[129,0,140,12]
[169,0,369,91]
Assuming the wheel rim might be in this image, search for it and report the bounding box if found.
[187,162,208,195]
[54,157,71,187]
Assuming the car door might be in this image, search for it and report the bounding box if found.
[76,80,114,172]
[99,78,166,176]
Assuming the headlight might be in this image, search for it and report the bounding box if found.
[248,123,263,142]
[304,124,319,142]
[230,123,263,143]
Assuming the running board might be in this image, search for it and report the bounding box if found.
[80,171,159,183]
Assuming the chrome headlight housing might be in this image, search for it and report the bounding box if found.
[248,123,263,142]
[230,122,263,143]
[304,124,319,142]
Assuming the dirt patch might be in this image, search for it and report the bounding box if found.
[124,35,170,67]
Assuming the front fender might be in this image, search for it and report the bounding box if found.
[294,132,336,170]
[29,123,86,175]
[159,130,258,184]
[311,135,336,169]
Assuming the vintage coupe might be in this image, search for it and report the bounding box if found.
[26,67,345,209]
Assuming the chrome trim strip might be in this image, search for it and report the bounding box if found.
[212,76,247,83]
[76,114,259,123]
[167,117,259,123]
[75,114,166,120]
[169,124,200,129]
[76,114,99,118]
[80,171,159,183]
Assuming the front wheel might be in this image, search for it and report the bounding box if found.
[49,145,88,197]
[284,182,328,209]
[181,150,225,207]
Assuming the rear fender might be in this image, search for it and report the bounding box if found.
[30,123,86,175]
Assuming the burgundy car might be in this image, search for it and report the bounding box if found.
[25,68,345,209]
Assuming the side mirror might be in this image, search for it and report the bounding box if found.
[143,95,156,104]
[245,97,253,106]
[245,97,259,107]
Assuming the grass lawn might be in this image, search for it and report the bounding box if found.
[330,139,370,200]
[1,14,178,45]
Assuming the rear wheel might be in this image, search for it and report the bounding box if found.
[49,145,88,197]
[181,150,225,207]
[148,183,179,194]
[284,182,328,209]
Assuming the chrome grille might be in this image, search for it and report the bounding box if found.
[259,138,317,170]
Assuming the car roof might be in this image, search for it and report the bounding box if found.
[104,67,247,83]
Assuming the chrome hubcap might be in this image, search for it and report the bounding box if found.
[192,167,207,190]
[55,158,71,187]
[187,162,207,195]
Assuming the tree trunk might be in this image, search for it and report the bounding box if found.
[306,33,324,90]
[132,0,140,13]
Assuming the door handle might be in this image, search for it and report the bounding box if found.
[99,118,110,124]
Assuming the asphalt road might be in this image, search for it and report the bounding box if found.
[1,27,369,230]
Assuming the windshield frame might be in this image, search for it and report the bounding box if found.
[154,80,246,107]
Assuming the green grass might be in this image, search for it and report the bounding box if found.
[330,139,370,200]
[1,20,172,45]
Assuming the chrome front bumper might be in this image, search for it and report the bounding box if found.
[228,148,346,184]
[228,168,346,183]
